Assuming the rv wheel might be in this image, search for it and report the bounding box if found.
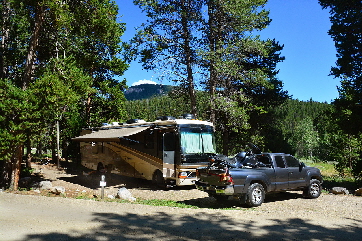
[97,162,104,172]
[152,170,165,188]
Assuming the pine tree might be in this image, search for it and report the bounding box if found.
[129,0,203,117]
[320,0,362,176]
[319,0,362,134]
[0,0,128,190]
[204,0,286,154]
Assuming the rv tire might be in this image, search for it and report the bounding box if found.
[152,170,165,188]
[97,162,104,172]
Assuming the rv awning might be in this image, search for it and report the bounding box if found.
[72,126,150,142]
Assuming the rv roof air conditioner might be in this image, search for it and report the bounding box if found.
[156,116,176,121]
[180,113,195,120]
[126,119,146,124]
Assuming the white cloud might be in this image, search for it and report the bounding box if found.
[131,79,157,86]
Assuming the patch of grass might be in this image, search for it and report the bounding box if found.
[74,192,97,200]
[99,197,248,210]
[135,199,198,209]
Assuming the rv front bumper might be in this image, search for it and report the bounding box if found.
[174,178,197,186]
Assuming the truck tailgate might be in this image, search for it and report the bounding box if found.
[197,167,230,186]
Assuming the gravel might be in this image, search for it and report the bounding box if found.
[16,163,360,214]
[2,163,362,240]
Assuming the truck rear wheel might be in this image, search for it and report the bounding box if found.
[245,183,265,207]
[303,179,321,199]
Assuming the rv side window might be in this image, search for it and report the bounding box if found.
[164,133,175,151]
[144,132,154,149]
[128,139,136,145]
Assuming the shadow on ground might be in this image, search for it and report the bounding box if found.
[32,160,159,190]
[179,191,304,209]
[24,210,361,241]
[59,172,156,190]
[58,172,195,192]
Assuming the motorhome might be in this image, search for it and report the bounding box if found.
[73,115,216,186]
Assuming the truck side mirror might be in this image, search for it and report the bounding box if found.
[299,162,305,172]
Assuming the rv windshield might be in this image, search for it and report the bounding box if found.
[179,124,216,154]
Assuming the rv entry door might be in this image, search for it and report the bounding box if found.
[163,132,175,164]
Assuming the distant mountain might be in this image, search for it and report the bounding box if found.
[124,84,173,101]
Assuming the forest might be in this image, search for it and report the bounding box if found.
[0,0,361,190]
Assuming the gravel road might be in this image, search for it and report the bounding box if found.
[0,163,361,240]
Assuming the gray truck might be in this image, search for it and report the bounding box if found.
[195,149,323,207]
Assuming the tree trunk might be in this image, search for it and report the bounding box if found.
[26,130,32,168]
[181,1,198,118]
[23,4,45,90]
[0,0,10,79]
[9,145,23,190]
[208,0,217,125]
[86,94,92,127]
[1,160,11,190]
[36,141,43,156]
[51,129,57,164]
[222,129,229,155]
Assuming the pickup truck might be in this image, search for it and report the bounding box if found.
[195,151,323,207]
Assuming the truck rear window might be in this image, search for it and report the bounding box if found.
[274,156,286,168]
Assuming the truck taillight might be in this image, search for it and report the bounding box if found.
[219,173,233,183]
[219,169,233,184]
[196,169,200,177]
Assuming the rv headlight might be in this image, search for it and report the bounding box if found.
[178,171,189,178]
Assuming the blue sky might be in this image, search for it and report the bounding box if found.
[117,0,340,103]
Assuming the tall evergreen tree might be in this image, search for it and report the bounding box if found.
[66,0,129,126]
[129,0,203,117]
[204,0,287,154]
[319,0,362,134]
[0,0,128,190]
[320,0,362,176]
